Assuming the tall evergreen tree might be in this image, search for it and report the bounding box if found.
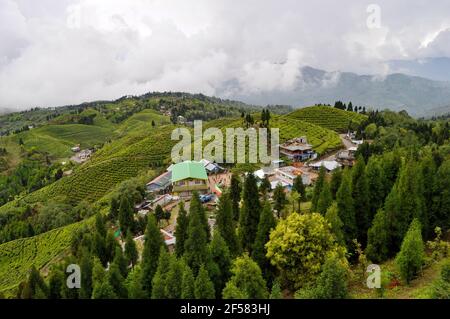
[325,202,345,246]
[208,231,232,297]
[292,175,306,200]
[79,250,93,299]
[431,160,450,231]
[395,219,425,284]
[113,246,128,278]
[366,209,390,263]
[273,183,287,218]
[317,180,333,215]
[194,265,215,299]
[222,254,268,299]
[151,249,171,299]
[239,172,261,252]
[330,168,343,199]
[48,267,64,299]
[125,266,146,299]
[118,195,134,234]
[141,215,165,296]
[230,173,242,221]
[184,194,210,274]
[165,258,185,299]
[352,156,370,245]
[125,231,138,268]
[174,201,189,257]
[181,264,195,299]
[252,201,276,281]
[108,263,128,298]
[365,157,386,223]
[216,192,239,255]
[311,166,326,212]
[336,169,356,249]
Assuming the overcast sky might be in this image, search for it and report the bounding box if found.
[1,0,450,110]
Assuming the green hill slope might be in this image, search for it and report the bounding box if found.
[289,106,367,132]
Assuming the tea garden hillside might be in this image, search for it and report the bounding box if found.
[0,93,449,299]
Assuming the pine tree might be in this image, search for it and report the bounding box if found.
[181,264,195,299]
[325,202,345,246]
[95,213,106,237]
[230,173,242,221]
[110,197,120,220]
[118,195,134,234]
[431,160,450,232]
[151,249,171,299]
[141,214,165,296]
[21,266,48,299]
[184,194,210,275]
[113,246,128,278]
[125,231,138,268]
[194,265,215,299]
[190,192,210,241]
[269,280,283,299]
[125,266,146,299]
[366,209,390,263]
[316,180,332,215]
[273,183,287,218]
[311,166,326,212]
[239,172,261,252]
[154,204,164,224]
[292,175,306,200]
[252,202,276,280]
[79,250,93,299]
[92,280,117,299]
[259,176,271,197]
[165,258,185,299]
[296,255,349,299]
[48,267,64,299]
[352,156,370,245]
[330,168,343,199]
[216,192,239,255]
[222,254,268,299]
[108,263,128,298]
[175,202,189,257]
[395,219,425,284]
[365,157,386,223]
[208,231,232,297]
[336,169,356,249]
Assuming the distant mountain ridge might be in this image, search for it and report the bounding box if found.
[220,66,450,117]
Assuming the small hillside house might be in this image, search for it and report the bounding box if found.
[279,137,316,161]
[146,171,172,194]
[171,161,209,197]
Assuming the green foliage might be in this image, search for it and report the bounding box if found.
[336,169,356,249]
[273,183,288,218]
[151,249,171,299]
[222,254,268,299]
[141,215,165,296]
[184,194,210,275]
[311,166,326,212]
[125,266,146,299]
[295,256,349,299]
[125,231,138,268]
[238,173,261,252]
[252,202,276,280]
[181,264,195,299]
[174,202,189,257]
[316,180,333,215]
[266,212,346,290]
[118,195,134,234]
[194,265,215,299]
[269,280,283,299]
[325,202,345,246]
[395,219,425,284]
[209,232,232,297]
[92,280,117,299]
[352,156,370,245]
[430,260,450,299]
[165,258,185,299]
[229,173,242,222]
[216,192,239,255]
[366,209,390,263]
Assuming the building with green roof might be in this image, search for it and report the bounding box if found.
[171,161,209,197]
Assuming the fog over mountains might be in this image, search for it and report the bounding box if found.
[220,66,450,117]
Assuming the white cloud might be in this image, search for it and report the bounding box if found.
[1,0,450,110]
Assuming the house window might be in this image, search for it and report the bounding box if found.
[178,181,185,186]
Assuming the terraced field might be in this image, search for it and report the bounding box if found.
[289,106,367,132]
[0,220,89,295]
[13,124,115,159]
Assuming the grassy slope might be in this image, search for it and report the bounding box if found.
[289,106,367,132]
[349,257,449,299]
